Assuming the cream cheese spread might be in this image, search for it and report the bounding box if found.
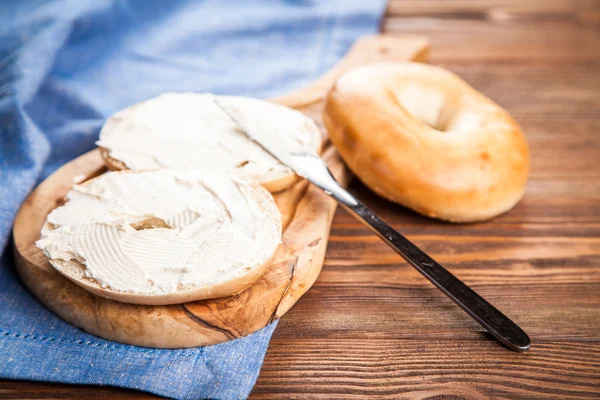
[96,93,322,187]
[36,170,282,295]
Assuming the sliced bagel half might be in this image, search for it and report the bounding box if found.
[36,169,282,305]
[97,93,323,193]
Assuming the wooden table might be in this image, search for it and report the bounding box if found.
[2,1,599,398]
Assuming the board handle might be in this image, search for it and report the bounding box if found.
[271,35,430,108]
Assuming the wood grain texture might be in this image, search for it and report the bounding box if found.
[2,0,600,398]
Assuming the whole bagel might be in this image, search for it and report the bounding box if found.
[324,62,530,222]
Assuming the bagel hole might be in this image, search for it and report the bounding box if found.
[388,86,449,131]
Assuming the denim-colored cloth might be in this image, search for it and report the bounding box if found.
[0,1,387,398]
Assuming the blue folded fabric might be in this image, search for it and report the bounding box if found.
[0,1,386,398]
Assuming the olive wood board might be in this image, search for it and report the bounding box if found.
[12,34,430,348]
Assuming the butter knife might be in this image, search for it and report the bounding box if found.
[215,98,531,352]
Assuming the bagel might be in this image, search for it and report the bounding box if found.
[324,62,530,222]
[97,93,322,193]
[36,170,282,305]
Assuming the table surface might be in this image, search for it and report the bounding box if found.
[2,1,599,399]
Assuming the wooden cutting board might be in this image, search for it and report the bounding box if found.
[12,34,429,348]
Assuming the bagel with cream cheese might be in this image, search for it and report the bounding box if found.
[97,93,323,193]
[324,62,530,222]
[36,169,282,305]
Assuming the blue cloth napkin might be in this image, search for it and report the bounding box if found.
[0,1,387,398]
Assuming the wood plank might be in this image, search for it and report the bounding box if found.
[383,0,600,63]
[273,281,600,341]
[381,19,600,62]
[253,339,600,399]
[386,0,600,23]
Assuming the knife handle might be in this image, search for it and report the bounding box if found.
[309,161,531,352]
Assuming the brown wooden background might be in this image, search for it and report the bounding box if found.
[1,1,599,398]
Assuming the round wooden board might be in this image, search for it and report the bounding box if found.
[12,34,430,348]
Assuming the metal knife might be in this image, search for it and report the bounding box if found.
[215,98,531,352]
